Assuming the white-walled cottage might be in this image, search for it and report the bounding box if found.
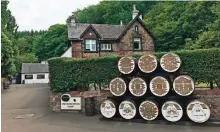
[21,63,49,84]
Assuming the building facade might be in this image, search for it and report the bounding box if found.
[21,63,49,84]
[64,5,154,58]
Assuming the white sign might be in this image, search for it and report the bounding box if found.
[187,100,210,123]
[100,100,116,118]
[119,100,136,119]
[61,94,82,110]
[161,101,183,122]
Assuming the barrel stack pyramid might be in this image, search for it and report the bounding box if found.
[100,53,211,123]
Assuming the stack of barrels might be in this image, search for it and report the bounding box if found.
[100,53,211,123]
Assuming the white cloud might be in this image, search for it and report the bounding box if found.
[8,0,100,31]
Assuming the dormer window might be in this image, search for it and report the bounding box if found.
[135,25,139,33]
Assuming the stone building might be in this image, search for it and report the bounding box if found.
[62,5,154,58]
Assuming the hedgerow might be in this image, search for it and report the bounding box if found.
[48,48,220,92]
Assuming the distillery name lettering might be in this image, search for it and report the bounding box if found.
[62,103,80,105]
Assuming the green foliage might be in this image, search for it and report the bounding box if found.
[1,32,15,77]
[14,54,38,72]
[48,48,220,92]
[33,24,68,60]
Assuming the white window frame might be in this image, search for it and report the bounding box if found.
[101,44,112,51]
[133,38,141,50]
[85,39,97,51]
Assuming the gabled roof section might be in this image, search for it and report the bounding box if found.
[68,23,125,40]
[21,63,49,74]
[116,14,154,40]
[80,24,102,38]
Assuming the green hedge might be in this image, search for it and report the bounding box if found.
[48,48,220,92]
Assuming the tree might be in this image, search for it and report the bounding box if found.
[33,24,68,60]
[1,32,15,77]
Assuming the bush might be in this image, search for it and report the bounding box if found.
[48,48,220,92]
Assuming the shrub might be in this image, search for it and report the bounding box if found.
[48,48,220,92]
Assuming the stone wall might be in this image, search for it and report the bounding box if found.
[50,89,220,120]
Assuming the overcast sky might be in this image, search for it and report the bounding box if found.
[8,0,100,31]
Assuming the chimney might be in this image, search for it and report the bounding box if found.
[120,20,123,25]
[132,4,139,19]
[70,12,76,26]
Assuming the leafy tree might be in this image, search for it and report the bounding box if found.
[1,32,15,76]
[14,54,38,72]
[33,24,68,60]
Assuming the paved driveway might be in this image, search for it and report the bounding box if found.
[1,84,219,132]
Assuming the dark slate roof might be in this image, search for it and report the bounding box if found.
[21,63,49,74]
[68,23,126,40]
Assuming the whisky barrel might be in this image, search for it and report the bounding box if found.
[139,100,159,121]
[186,100,210,123]
[100,99,117,118]
[173,75,195,96]
[138,54,158,73]
[129,77,147,97]
[160,53,181,72]
[109,77,127,96]
[85,97,96,116]
[118,56,136,74]
[161,100,183,122]
[149,76,170,97]
[119,100,136,119]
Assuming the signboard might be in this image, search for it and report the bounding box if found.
[119,100,136,119]
[100,100,116,118]
[61,94,82,110]
[187,100,210,123]
[161,101,183,122]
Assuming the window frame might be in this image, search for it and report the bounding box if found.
[100,43,112,51]
[37,74,45,79]
[84,39,98,53]
[135,25,139,33]
[132,37,142,51]
[25,75,33,79]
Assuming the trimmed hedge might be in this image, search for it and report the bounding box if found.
[48,48,220,92]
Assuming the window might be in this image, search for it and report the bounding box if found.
[101,44,112,51]
[135,25,139,32]
[133,38,141,50]
[37,74,45,79]
[85,39,96,51]
[25,75,33,79]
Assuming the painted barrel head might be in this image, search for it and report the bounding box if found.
[150,76,170,97]
[109,77,126,96]
[118,56,135,74]
[161,101,183,122]
[119,100,136,119]
[160,53,181,72]
[139,100,159,121]
[173,75,195,96]
[187,100,210,123]
[138,54,157,73]
[129,77,147,97]
[100,100,116,118]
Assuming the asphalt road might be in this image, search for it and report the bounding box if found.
[1,84,219,132]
